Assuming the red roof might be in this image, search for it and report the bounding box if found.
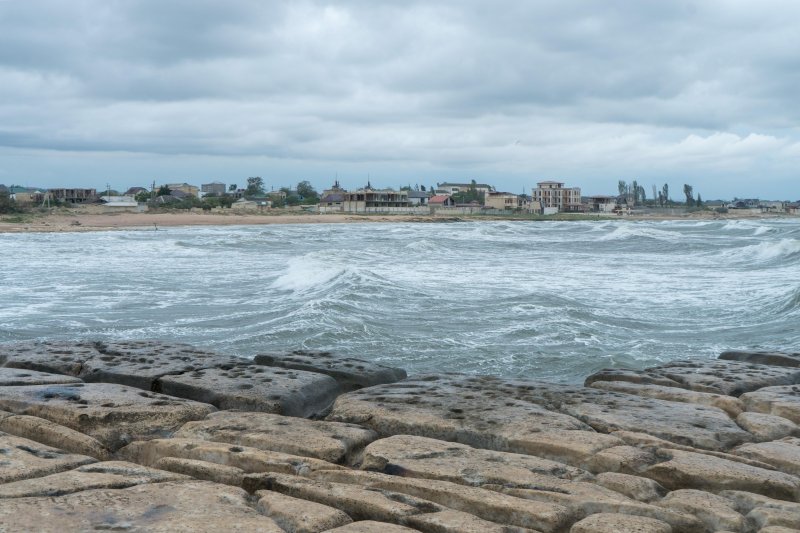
[429,195,451,204]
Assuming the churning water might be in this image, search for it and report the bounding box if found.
[2,219,799,382]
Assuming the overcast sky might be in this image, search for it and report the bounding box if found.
[1,1,799,199]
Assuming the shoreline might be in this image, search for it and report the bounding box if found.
[0,208,791,234]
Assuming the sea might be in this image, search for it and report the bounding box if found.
[2,218,798,383]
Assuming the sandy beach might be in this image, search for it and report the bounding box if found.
[0,206,788,233]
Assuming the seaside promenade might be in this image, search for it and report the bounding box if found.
[0,340,798,531]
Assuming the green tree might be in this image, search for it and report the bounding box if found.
[157,185,171,196]
[683,184,694,207]
[662,183,670,206]
[696,194,703,207]
[229,183,237,192]
[245,177,265,196]
[0,190,18,213]
[134,190,151,203]
[296,180,319,204]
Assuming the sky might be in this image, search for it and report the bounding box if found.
[1,1,799,200]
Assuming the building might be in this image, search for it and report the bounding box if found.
[484,192,520,210]
[48,188,97,204]
[429,195,455,208]
[342,187,410,213]
[406,190,430,206]
[587,195,617,213]
[201,182,227,196]
[532,181,582,213]
[436,182,495,196]
[99,195,145,212]
[165,183,199,197]
[318,192,345,213]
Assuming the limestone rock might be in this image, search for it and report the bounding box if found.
[152,457,244,486]
[589,379,745,417]
[327,375,595,462]
[585,445,658,474]
[657,489,744,532]
[644,448,800,501]
[244,472,444,524]
[587,359,800,396]
[720,350,800,368]
[0,412,110,459]
[307,469,574,533]
[0,367,82,386]
[120,437,344,476]
[741,385,800,424]
[325,522,418,532]
[594,472,667,502]
[733,437,800,477]
[361,435,590,487]
[0,461,188,498]
[737,412,798,442]
[1,340,245,390]
[159,366,341,418]
[176,411,377,464]
[406,509,541,533]
[568,513,672,533]
[0,433,95,483]
[719,490,800,530]
[255,489,353,532]
[0,480,284,532]
[254,350,407,391]
[0,383,215,451]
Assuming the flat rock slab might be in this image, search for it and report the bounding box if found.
[589,380,745,417]
[327,522,418,533]
[657,489,745,532]
[0,412,110,459]
[0,480,284,532]
[0,383,215,451]
[0,368,82,386]
[254,350,407,391]
[255,489,353,532]
[308,469,573,533]
[0,461,188,498]
[587,360,800,397]
[645,448,800,502]
[740,385,800,424]
[158,365,340,418]
[720,350,800,368]
[734,437,800,476]
[361,435,590,487]
[330,374,748,454]
[0,433,95,483]
[569,513,671,533]
[327,374,600,458]
[120,437,345,476]
[176,411,377,464]
[2,340,244,391]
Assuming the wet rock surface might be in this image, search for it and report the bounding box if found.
[2,339,800,532]
[254,350,408,391]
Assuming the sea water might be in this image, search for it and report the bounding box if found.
[1,219,798,382]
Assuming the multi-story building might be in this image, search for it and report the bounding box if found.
[485,192,521,210]
[48,188,97,204]
[201,182,227,195]
[532,181,582,213]
[342,187,410,213]
[435,182,495,196]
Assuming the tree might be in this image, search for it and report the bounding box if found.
[157,185,171,196]
[245,177,265,196]
[618,180,627,197]
[0,190,17,214]
[683,184,694,207]
[134,190,151,203]
[662,184,670,206]
[652,185,658,206]
[696,194,703,207]
[229,184,237,192]
[296,180,319,204]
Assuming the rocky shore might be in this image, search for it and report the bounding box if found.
[0,341,799,532]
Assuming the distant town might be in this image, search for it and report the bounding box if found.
[1,178,799,216]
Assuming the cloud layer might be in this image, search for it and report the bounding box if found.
[1,0,799,198]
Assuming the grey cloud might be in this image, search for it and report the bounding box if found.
[0,0,799,198]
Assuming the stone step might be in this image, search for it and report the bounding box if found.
[175,411,377,464]
[0,383,215,451]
